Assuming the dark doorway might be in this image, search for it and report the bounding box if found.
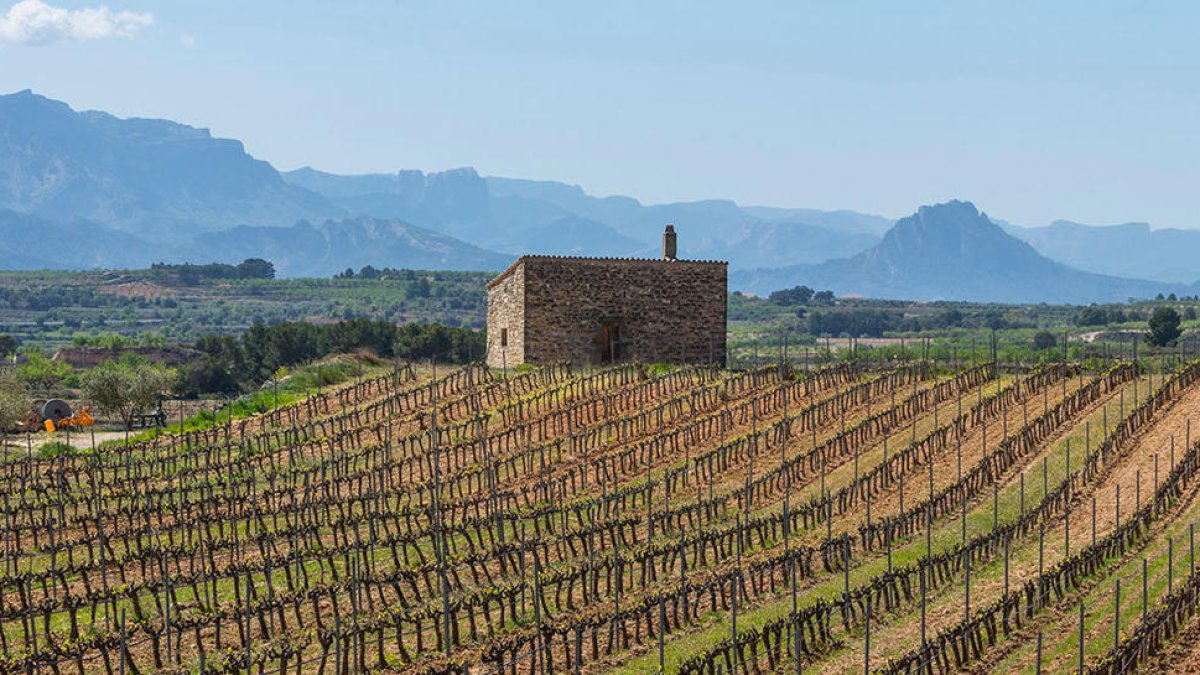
[600,322,622,363]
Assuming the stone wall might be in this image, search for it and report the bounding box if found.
[486,262,525,368]
[487,256,726,367]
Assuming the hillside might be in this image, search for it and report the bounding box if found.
[733,200,1185,303]
[285,168,883,266]
[283,166,646,257]
[3,90,1195,296]
[1006,219,1200,285]
[0,90,343,239]
[0,210,161,270]
[188,217,513,277]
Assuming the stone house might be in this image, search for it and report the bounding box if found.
[486,226,727,367]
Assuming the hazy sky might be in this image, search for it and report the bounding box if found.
[2,0,1198,227]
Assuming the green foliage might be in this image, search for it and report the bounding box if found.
[236,258,275,280]
[1147,306,1182,347]
[393,323,482,363]
[149,258,275,284]
[768,285,815,306]
[38,441,79,459]
[1075,305,1127,327]
[1032,330,1058,350]
[81,356,176,430]
[0,367,30,428]
[806,308,898,338]
[0,334,15,357]
[0,268,489,348]
[177,319,483,398]
[18,351,72,391]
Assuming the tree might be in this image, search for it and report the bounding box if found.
[1076,306,1109,327]
[768,285,814,306]
[1033,330,1058,351]
[82,357,177,430]
[236,258,275,280]
[0,367,31,430]
[0,334,16,358]
[811,290,836,306]
[1147,306,1182,347]
[18,351,72,391]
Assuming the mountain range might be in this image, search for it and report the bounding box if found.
[0,89,1195,303]
[732,201,1187,304]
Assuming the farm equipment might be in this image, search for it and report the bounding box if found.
[4,400,95,434]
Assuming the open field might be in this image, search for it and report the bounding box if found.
[4,356,1200,672]
[0,269,489,348]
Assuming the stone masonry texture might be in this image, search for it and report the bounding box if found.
[487,255,727,367]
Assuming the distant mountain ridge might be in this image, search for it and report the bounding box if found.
[0,89,1195,302]
[1004,220,1200,285]
[285,168,883,267]
[0,90,344,239]
[733,201,1188,303]
[190,217,513,277]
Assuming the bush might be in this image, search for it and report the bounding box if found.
[1148,307,1182,347]
[1033,330,1058,350]
[1076,306,1109,327]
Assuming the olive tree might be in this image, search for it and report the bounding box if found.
[18,351,72,391]
[82,357,176,430]
[0,367,31,430]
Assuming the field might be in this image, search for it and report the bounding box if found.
[0,270,490,348]
[4,355,1200,673]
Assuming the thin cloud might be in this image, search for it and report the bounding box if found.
[0,0,153,46]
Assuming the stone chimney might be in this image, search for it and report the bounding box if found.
[663,224,677,260]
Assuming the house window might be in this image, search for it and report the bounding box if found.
[501,328,508,347]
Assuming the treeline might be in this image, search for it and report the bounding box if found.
[1075,303,1197,326]
[149,258,275,284]
[805,306,1027,337]
[334,265,434,281]
[178,319,484,396]
[767,285,836,306]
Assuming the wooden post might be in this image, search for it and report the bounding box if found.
[1170,537,1175,594]
[1004,537,1010,596]
[1113,579,1120,662]
[658,596,665,672]
[964,548,970,623]
[920,566,927,671]
[1078,601,1084,675]
[1143,557,1148,623]
[1092,496,1097,547]
[864,594,871,675]
[1038,522,1045,608]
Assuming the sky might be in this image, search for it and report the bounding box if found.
[2,0,1198,228]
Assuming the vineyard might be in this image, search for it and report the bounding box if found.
[6,354,1200,673]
